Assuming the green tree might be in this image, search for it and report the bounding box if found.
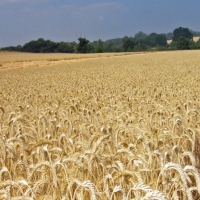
[122,36,136,52]
[134,31,147,39]
[41,40,58,52]
[104,41,114,52]
[22,38,58,53]
[57,42,74,53]
[133,43,147,51]
[148,33,157,47]
[155,34,167,46]
[172,27,193,41]
[23,39,41,53]
[176,36,190,50]
[87,44,95,53]
[95,39,104,53]
[122,36,130,51]
[190,38,200,49]
[140,33,167,48]
[189,29,200,37]
[77,37,90,53]
[165,32,173,40]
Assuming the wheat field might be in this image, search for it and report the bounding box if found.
[0,52,133,70]
[0,50,200,199]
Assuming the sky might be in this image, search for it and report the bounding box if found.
[0,0,200,47]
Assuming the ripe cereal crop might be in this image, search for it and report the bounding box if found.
[0,50,200,199]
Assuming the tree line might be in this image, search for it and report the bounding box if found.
[1,27,200,53]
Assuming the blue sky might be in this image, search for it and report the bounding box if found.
[0,0,200,47]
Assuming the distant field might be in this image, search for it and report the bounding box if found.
[0,51,124,62]
[193,36,200,42]
[0,51,137,70]
[0,50,200,199]
[167,36,200,44]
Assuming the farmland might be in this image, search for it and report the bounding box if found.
[0,50,200,199]
[167,36,200,44]
[0,52,132,70]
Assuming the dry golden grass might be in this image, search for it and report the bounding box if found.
[0,50,200,199]
[0,52,135,70]
[193,37,200,42]
[167,36,200,44]
[167,40,172,44]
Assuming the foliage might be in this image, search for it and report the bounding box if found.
[189,29,200,37]
[77,37,90,53]
[1,45,22,51]
[168,41,178,50]
[154,46,168,51]
[189,39,200,49]
[165,32,173,40]
[122,36,136,51]
[57,42,75,53]
[23,38,59,53]
[1,39,77,53]
[176,36,190,50]
[141,33,167,47]
[172,27,193,41]
[95,39,104,53]
[134,31,148,39]
[154,34,167,46]
[87,44,95,53]
[122,33,167,52]
[1,27,200,53]
[134,43,147,51]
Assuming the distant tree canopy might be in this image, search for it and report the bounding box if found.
[1,27,200,53]
[143,33,167,47]
[176,36,190,50]
[165,32,173,40]
[21,38,76,53]
[77,37,90,53]
[190,38,200,49]
[122,33,167,52]
[154,34,167,46]
[57,42,75,53]
[23,38,58,53]
[95,39,104,53]
[134,31,148,39]
[122,36,136,51]
[172,27,193,41]
[190,30,200,37]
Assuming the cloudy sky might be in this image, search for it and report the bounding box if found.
[0,0,199,47]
